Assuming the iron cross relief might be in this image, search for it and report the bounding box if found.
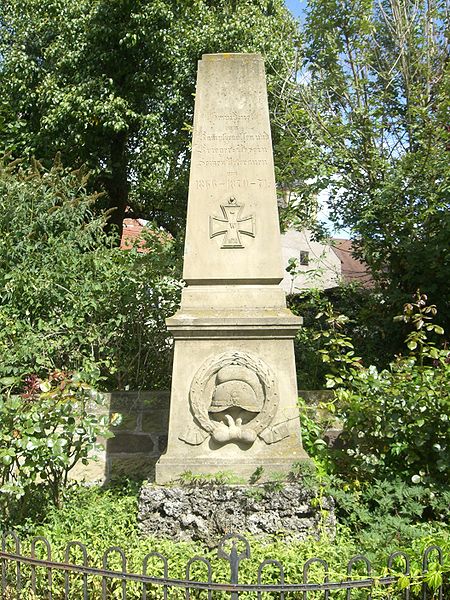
[209,197,255,249]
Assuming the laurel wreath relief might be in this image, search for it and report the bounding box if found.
[183,351,280,445]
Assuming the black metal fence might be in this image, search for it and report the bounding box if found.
[1,530,446,599]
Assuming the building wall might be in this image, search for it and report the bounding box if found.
[280,229,342,294]
[71,391,169,483]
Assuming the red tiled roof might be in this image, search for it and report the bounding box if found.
[120,218,148,252]
[331,239,374,287]
[120,217,174,253]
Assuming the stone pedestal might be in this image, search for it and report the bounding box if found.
[155,53,308,484]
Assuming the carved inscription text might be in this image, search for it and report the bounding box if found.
[193,114,272,172]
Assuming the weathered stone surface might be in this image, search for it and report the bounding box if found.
[115,412,137,431]
[141,410,169,433]
[323,428,344,449]
[72,390,170,483]
[138,483,334,547]
[71,449,107,482]
[156,53,308,484]
[109,454,157,480]
[183,54,283,284]
[158,435,168,452]
[102,391,169,413]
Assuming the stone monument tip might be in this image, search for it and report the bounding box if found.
[202,53,262,61]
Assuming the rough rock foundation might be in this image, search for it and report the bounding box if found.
[138,484,335,547]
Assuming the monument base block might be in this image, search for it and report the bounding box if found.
[155,316,307,484]
[138,483,335,547]
[156,453,310,485]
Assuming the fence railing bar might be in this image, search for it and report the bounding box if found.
[142,551,168,600]
[2,530,22,592]
[64,540,88,600]
[303,557,329,600]
[1,537,447,599]
[0,550,411,593]
[186,556,212,600]
[347,555,372,600]
[102,546,127,600]
[31,536,53,600]
[258,558,285,600]
[387,550,411,600]
[422,545,444,600]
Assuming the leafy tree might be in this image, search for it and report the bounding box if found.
[0,0,298,237]
[279,0,450,326]
[0,157,181,389]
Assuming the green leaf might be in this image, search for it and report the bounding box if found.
[0,377,19,386]
[425,570,443,590]
[397,574,410,590]
[39,381,52,392]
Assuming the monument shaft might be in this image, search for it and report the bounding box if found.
[156,54,307,484]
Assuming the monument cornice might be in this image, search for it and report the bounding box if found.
[166,312,302,340]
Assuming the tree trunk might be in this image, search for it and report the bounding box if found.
[103,131,129,243]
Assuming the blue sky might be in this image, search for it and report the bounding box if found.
[284,0,306,19]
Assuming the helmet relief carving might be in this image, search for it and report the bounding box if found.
[180,351,289,447]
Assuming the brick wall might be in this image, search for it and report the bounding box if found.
[71,390,170,483]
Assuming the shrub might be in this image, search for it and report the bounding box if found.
[0,157,182,390]
[0,372,115,523]
[320,292,450,485]
[289,285,406,389]
[329,476,450,554]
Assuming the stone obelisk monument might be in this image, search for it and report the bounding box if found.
[156,53,308,484]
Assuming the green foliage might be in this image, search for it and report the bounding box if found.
[319,293,450,485]
[291,288,334,389]
[3,481,447,599]
[395,293,446,362]
[330,477,450,550]
[293,290,450,590]
[0,158,181,389]
[296,397,335,477]
[290,285,404,389]
[280,0,450,330]
[248,465,264,484]
[313,305,363,386]
[0,0,298,235]
[0,372,114,523]
[176,470,245,486]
